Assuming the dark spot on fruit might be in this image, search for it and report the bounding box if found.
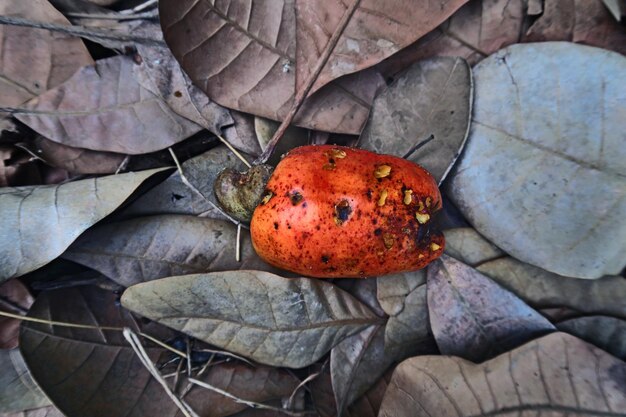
[315,225,321,231]
[372,218,378,225]
[302,202,308,208]
[329,158,335,164]
[287,223,292,230]
[321,255,329,264]
[273,222,279,230]
[334,199,353,225]
[288,190,304,205]
[366,189,373,200]
[374,228,382,236]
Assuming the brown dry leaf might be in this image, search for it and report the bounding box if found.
[159,0,386,134]
[478,257,626,320]
[0,349,50,414]
[375,0,527,78]
[359,56,472,184]
[20,136,126,175]
[295,0,469,94]
[0,0,93,111]
[524,0,626,56]
[0,279,34,349]
[379,332,626,416]
[62,215,284,287]
[222,111,263,156]
[19,286,300,417]
[557,316,626,360]
[121,271,380,368]
[0,168,168,281]
[16,56,201,155]
[427,255,555,362]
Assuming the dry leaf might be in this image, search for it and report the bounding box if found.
[16,56,201,154]
[121,271,380,368]
[159,0,385,134]
[377,271,426,317]
[448,42,626,279]
[524,0,626,56]
[0,279,34,349]
[427,255,555,362]
[603,0,626,21]
[0,0,93,111]
[222,111,264,156]
[19,286,299,417]
[478,257,626,320]
[0,349,50,414]
[0,405,65,417]
[379,332,626,416]
[443,227,504,266]
[375,0,527,77]
[557,316,626,360]
[359,57,472,184]
[0,168,168,281]
[295,0,469,94]
[63,215,283,287]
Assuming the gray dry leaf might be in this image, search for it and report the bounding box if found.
[120,145,250,218]
[0,0,93,111]
[16,56,201,155]
[121,271,380,368]
[557,316,626,360]
[379,332,626,417]
[427,255,555,362]
[0,349,50,414]
[158,0,387,134]
[131,21,234,136]
[1,406,65,417]
[0,279,34,349]
[0,168,167,281]
[222,111,264,156]
[443,227,504,266]
[478,257,626,320]
[603,0,625,21]
[359,57,472,184]
[448,42,626,279]
[19,286,300,417]
[62,215,282,287]
[377,270,426,316]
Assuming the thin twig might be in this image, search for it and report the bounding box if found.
[67,10,158,21]
[188,378,310,417]
[120,0,158,14]
[0,16,164,46]
[254,0,362,165]
[197,348,254,366]
[286,370,322,410]
[124,328,199,417]
[216,134,251,168]
[236,223,242,262]
[181,352,216,398]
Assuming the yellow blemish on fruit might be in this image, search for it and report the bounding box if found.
[261,191,273,205]
[374,164,391,179]
[415,212,430,224]
[426,197,432,207]
[417,200,425,212]
[378,189,388,207]
[383,233,395,249]
[330,149,347,159]
[430,243,441,251]
[403,189,413,205]
[323,162,335,171]
[418,254,425,259]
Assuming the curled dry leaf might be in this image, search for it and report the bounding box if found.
[0,168,168,281]
[16,56,201,155]
[524,0,626,56]
[159,0,386,134]
[376,0,527,77]
[0,0,93,111]
[359,57,472,184]
[557,316,626,360]
[121,271,380,368]
[0,349,50,414]
[448,42,626,279]
[63,215,283,287]
[427,255,555,362]
[478,257,626,320]
[443,227,504,266]
[0,279,34,349]
[380,332,626,416]
[19,286,299,417]
[295,0,469,94]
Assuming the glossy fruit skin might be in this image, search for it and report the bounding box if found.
[250,145,445,278]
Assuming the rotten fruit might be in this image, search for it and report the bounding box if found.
[250,145,445,278]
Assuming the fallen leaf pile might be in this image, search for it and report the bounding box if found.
[0,1,624,417]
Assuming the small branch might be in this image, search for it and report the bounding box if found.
[188,378,311,417]
[254,0,362,165]
[0,16,164,46]
[67,10,158,21]
[236,223,242,262]
[124,328,199,417]
[216,134,251,168]
[120,0,159,14]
